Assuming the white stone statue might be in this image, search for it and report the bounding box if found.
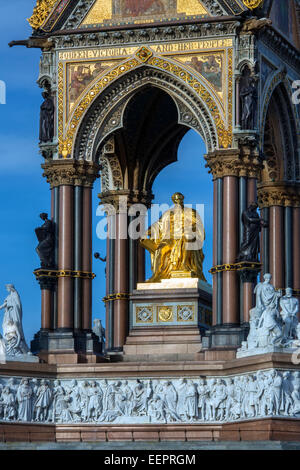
[0,284,30,357]
[254,274,282,316]
[280,288,299,344]
[238,275,300,357]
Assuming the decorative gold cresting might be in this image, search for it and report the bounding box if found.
[242,0,264,10]
[28,0,58,29]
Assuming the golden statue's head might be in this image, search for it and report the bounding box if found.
[171,192,184,206]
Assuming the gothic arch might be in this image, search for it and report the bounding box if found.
[261,78,299,182]
[60,50,232,159]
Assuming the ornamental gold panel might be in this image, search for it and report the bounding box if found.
[136,306,154,324]
[158,306,174,323]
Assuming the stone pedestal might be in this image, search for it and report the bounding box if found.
[31,330,104,364]
[123,278,212,361]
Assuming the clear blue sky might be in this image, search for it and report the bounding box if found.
[0,1,213,346]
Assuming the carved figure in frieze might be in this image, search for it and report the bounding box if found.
[87,381,103,421]
[268,370,283,416]
[148,394,166,423]
[34,379,52,422]
[52,380,67,423]
[2,386,16,421]
[121,380,133,416]
[281,372,293,416]
[79,380,90,421]
[245,376,259,418]
[133,381,147,416]
[225,378,238,421]
[197,378,209,420]
[212,379,227,421]
[163,381,178,416]
[292,372,300,415]
[17,378,33,422]
[66,380,82,423]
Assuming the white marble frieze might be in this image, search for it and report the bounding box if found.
[0,369,300,425]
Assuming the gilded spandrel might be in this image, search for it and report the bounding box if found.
[140,193,206,283]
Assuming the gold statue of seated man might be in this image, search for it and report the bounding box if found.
[140,192,206,282]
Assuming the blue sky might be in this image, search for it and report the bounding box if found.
[0,1,213,345]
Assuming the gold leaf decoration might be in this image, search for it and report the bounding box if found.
[28,0,58,29]
[242,0,264,10]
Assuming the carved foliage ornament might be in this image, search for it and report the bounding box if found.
[242,0,264,9]
[28,0,58,29]
[42,160,100,188]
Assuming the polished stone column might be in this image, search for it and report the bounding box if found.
[242,177,257,322]
[52,186,59,330]
[223,176,239,324]
[82,187,93,331]
[212,180,218,326]
[216,178,223,325]
[106,213,115,350]
[293,207,300,300]
[269,206,284,289]
[57,185,74,329]
[41,289,52,330]
[74,186,83,330]
[114,209,129,350]
[239,177,247,323]
[285,206,293,289]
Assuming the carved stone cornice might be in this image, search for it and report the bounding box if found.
[99,190,154,212]
[42,159,100,188]
[260,27,300,72]
[205,149,263,180]
[257,182,300,208]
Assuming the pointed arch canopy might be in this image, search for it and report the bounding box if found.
[58,47,233,159]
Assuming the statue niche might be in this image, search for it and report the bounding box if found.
[39,91,54,143]
[35,213,55,268]
[140,192,206,282]
[239,67,258,130]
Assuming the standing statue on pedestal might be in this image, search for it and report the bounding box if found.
[238,275,300,356]
[140,192,206,282]
[237,202,268,262]
[35,213,55,268]
[0,284,29,356]
[280,288,299,345]
[39,91,54,143]
[240,78,257,130]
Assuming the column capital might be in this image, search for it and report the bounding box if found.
[42,160,100,188]
[258,182,300,208]
[205,149,263,180]
[99,190,154,212]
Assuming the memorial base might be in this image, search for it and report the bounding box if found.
[201,324,250,350]
[31,329,105,364]
[0,354,300,443]
[124,278,212,361]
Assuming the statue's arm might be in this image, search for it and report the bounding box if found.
[0,300,7,310]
